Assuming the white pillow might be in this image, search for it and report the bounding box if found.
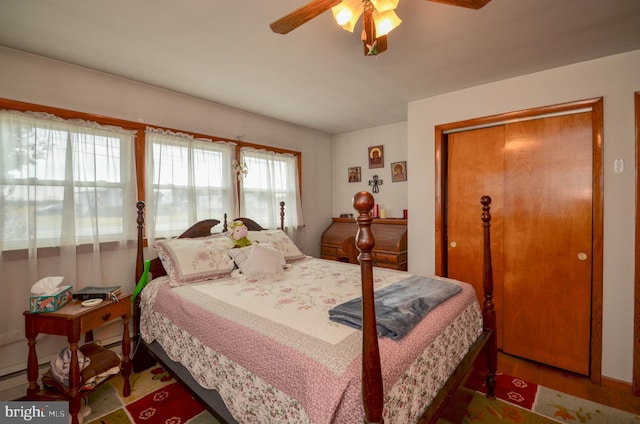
[245,243,286,277]
[154,235,235,287]
[228,243,285,277]
[247,229,305,262]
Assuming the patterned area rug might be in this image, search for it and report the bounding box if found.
[84,368,638,424]
[84,366,219,424]
[469,373,640,423]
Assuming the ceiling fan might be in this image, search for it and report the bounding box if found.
[270,0,491,56]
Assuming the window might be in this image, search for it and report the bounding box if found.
[0,110,136,250]
[145,129,236,241]
[0,108,304,249]
[240,147,303,232]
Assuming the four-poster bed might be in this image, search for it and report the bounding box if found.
[132,192,496,423]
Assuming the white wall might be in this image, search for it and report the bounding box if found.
[0,47,333,385]
[332,122,408,219]
[407,49,640,383]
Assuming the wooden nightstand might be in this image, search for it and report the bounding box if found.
[24,294,132,424]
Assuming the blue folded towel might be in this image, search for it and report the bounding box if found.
[328,275,462,340]
[50,346,91,386]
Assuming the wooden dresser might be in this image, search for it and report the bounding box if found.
[320,217,408,270]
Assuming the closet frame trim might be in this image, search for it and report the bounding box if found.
[434,97,604,385]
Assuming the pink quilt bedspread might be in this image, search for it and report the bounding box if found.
[140,258,482,424]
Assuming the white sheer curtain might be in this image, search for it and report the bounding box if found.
[145,128,237,244]
[0,110,136,347]
[239,147,304,248]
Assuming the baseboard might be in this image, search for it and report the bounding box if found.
[601,375,634,394]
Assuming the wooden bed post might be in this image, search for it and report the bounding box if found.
[135,201,145,281]
[353,191,384,424]
[481,195,497,397]
[134,201,145,336]
[133,201,157,373]
[280,201,285,230]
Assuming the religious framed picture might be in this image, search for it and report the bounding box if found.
[348,166,361,183]
[391,161,407,182]
[368,145,384,169]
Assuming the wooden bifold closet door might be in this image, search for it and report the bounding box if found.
[446,111,593,376]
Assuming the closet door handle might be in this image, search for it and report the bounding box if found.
[577,252,588,261]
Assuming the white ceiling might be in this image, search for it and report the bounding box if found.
[1,0,639,135]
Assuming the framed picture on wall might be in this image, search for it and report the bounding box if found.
[391,161,407,182]
[368,145,384,169]
[348,166,361,183]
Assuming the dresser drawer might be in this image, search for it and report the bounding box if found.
[321,245,338,256]
[373,251,400,265]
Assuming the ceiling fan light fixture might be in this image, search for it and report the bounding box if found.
[370,0,400,14]
[270,0,490,55]
[332,0,363,32]
[372,9,402,36]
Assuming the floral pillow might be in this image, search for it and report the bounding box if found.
[247,229,305,262]
[228,243,286,277]
[154,235,235,287]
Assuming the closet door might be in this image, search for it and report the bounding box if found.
[446,126,505,347]
[502,112,592,375]
[446,111,593,375]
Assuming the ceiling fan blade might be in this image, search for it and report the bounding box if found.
[270,0,341,34]
[427,0,491,9]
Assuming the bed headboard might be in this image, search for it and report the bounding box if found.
[134,201,286,282]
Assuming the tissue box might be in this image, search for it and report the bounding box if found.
[29,285,73,313]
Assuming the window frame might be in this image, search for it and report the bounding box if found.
[0,98,302,249]
[1,109,137,250]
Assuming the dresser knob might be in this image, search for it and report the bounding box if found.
[102,312,111,321]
